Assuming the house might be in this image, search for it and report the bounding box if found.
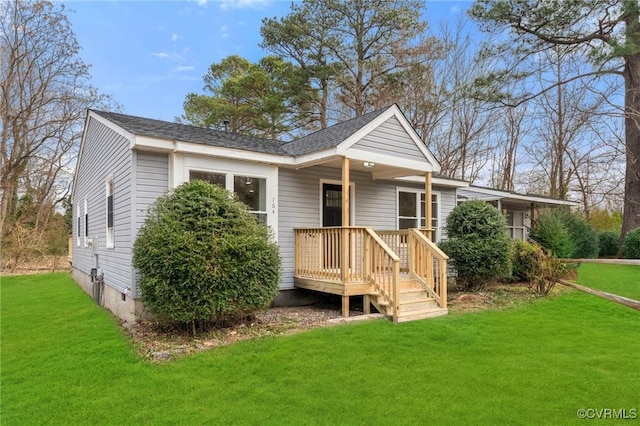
[71,105,575,323]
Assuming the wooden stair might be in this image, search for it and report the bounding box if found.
[369,276,448,323]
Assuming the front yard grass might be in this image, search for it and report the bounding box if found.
[1,269,638,425]
[576,263,640,300]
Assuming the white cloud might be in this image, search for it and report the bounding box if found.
[450,5,461,14]
[197,0,208,6]
[220,25,230,39]
[171,33,181,42]
[219,0,270,11]
[173,65,195,72]
[152,51,185,61]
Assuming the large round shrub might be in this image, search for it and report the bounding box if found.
[528,209,574,258]
[623,227,640,259]
[598,230,620,257]
[132,180,280,331]
[439,200,511,291]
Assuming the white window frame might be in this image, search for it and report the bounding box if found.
[396,188,441,242]
[178,155,278,239]
[105,177,114,248]
[506,210,527,241]
[83,198,88,247]
[76,205,81,247]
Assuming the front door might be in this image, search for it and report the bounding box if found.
[322,183,352,270]
[323,183,343,227]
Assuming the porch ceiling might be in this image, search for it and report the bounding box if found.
[293,155,428,180]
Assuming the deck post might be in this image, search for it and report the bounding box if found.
[341,157,350,283]
[341,157,350,317]
[425,172,432,241]
[342,295,350,317]
[363,295,371,314]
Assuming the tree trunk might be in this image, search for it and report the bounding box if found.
[622,50,640,241]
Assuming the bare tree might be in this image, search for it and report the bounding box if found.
[470,0,640,240]
[0,1,114,251]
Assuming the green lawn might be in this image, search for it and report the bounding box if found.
[2,270,639,425]
[576,263,640,300]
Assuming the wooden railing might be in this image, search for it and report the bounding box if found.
[294,227,447,318]
[408,228,448,308]
[364,228,400,321]
[294,227,368,282]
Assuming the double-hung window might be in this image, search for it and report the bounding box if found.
[397,190,440,241]
[106,178,114,248]
[506,211,525,240]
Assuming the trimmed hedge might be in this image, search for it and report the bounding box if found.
[132,180,280,332]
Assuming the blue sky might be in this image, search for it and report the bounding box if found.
[66,0,472,122]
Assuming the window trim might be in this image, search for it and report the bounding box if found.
[396,188,441,241]
[76,205,81,247]
[506,210,527,241]
[83,198,88,247]
[187,168,271,226]
[106,177,114,248]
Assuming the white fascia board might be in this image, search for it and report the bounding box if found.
[464,186,578,206]
[131,137,295,165]
[290,148,340,168]
[503,194,579,206]
[394,175,470,188]
[134,135,175,152]
[346,148,434,172]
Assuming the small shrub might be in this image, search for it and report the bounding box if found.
[509,240,568,295]
[510,240,544,283]
[623,227,640,259]
[133,180,281,334]
[598,230,620,257]
[529,210,573,258]
[440,200,511,291]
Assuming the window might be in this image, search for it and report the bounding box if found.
[397,190,440,241]
[188,170,268,225]
[234,176,267,224]
[189,170,225,187]
[506,211,526,240]
[106,178,114,248]
[83,198,88,247]
[76,205,81,246]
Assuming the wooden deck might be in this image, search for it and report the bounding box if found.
[294,227,448,322]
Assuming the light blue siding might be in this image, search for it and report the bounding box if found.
[72,117,133,293]
[352,116,428,161]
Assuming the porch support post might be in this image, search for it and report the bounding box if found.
[341,157,350,317]
[425,172,433,241]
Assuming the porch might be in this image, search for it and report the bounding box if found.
[294,227,448,323]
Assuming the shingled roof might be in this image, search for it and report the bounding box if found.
[92,110,287,155]
[281,107,391,155]
[92,106,394,157]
